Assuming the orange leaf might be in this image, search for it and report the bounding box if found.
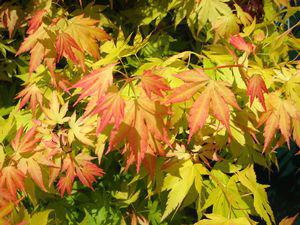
[27,10,47,35]
[188,87,211,142]
[246,75,268,110]
[230,34,255,53]
[140,70,170,98]
[72,63,116,105]
[56,32,83,64]
[93,88,125,134]
[75,153,104,189]
[0,166,25,199]
[16,83,43,113]
[11,126,41,154]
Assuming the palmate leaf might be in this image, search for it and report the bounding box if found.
[0,166,25,199]
[72,63,116,106]
[167,69,240,142]
[92,87,125,134]
[161,158,208,220]
[16,14,110,73]
[246,75,268,110]
[16,83,43,114]
[258,93,299,151]
[237,166,275,225]
[27,9,47,35]
[195,213,254,225]
[109,91,170,173]
[140,69,170,99]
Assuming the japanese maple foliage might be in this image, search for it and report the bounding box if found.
[0,0,299,224]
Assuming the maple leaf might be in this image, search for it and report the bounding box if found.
[140,70,170,99]
[0,4,21,38]
[230,35,255,53]
[42,92,69,126]
[167,69,240,142]
[0,166,25,199]
[55,32,84,65]
[258,93,298,151]
[17,15,110,73]
[72,63,116,105]
[75,153,104,189]
[92,87,125,134]
[27,10,47,35]
[57,155,76,197]
[65,14,110,59]
[16,83,43,114]
[68,113,96,146]
[16,24,56,73]
[11,126,41,154]
[246,75,268,110]
[109,92,170,172]
[17,157,47,192]
[192,0,232,31]
[0,188,15,208]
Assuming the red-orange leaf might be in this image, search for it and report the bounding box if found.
[0,166,25,199]
[258,93,298,152]
[27,10,47,35]
[109,92,170,172]
[230,34,255,53]
[188,87,211,142]
[93,88,125,134]
[140,70,170,98]
[16,83,43,113]
[56,32,83,64]
[246,75,268,110]
[167,69,240,142]
[57,155,75,197]
[11,126,41,154]
[72,63,116,105]
[75,153,104,189]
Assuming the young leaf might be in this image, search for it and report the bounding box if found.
[72,63,116,105]
[246,75,268,110]
[0,166,25,199]
[140,69,170,99]
[230,35,255,53]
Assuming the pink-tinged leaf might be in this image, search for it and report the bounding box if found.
[278,104,291,149]
[0,166,25,199]
[140,70,170,98]
[93,89,125,134]
[215,81,241,110]
[230,34,255,53]
[166,82,205,104]
[55,32,83,64]
[72,63,116,105]
[11,126,41,154]
[246,75,268,110]
[211,88,231,134]
[263,113,279,152]
[57,156,76,197]
[27,10,47,35]
[29,42,45,73]
[174,69,210,83]
[188,88,211,143]
[2,7,20,38]
[57,176,73,197]
[27,158,47,192]
[75,153,104,189]
[16,84,43,113]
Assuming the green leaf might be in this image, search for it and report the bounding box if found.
[237,166,275,225]
[30,210,52,225]
[195,213,255,225]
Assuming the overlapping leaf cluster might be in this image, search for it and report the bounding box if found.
[0,0,299,224]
